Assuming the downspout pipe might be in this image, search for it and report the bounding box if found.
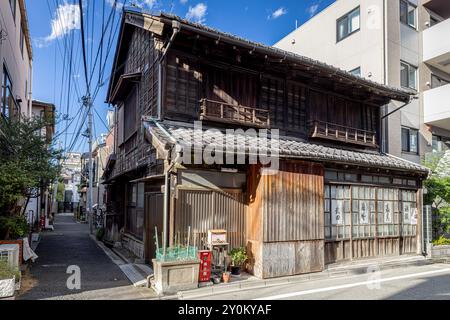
[157,20,181,120]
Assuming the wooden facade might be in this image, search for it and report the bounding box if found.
[246,161,325,278]
[103,12,427,279]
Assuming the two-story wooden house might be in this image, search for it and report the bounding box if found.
[103,9,429,279]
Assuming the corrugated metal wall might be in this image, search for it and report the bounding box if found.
[174,188,246,250]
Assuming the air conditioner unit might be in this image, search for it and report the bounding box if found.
[0,244,20,271]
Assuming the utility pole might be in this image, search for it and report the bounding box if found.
[83,95,94,234]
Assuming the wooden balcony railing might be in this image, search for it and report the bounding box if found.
[199,99,270,128]
[309,120,378,148]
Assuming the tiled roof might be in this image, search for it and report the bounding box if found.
[145,121,430,175]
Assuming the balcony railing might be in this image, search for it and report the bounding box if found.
[199,99,270,128]
[309,120,378,148]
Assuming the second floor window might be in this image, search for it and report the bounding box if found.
[400,0,417,29]
[400,61,417,90]
[401,127,418,154]
[337,7,360,42]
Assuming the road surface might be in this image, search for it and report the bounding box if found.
[18,213,152,300]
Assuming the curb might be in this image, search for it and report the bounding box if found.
[160,256,434,300]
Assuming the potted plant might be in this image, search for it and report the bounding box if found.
[222,271,231,283]
[230,247,247,276]
[0,261,20,299]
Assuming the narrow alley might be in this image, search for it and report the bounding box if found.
[18,213,151,300]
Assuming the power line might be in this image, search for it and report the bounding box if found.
[78,0,90,95]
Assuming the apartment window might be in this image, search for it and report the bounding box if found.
[431,74,450,89]
[400,0,417,29]
[337,7,360,42]
[401,127,418,154]
[400,62,417,90]
[349,67,361,77]
[1,65,14,119]
[432,135,450,153]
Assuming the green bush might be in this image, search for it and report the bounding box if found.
[433,236,450,246]
[0,260,20,281]
[0,215,30,240]
[230,247,247,266]
[96,228,105,241]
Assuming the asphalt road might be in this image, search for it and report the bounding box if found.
[198,263,450,300]
[18,213,145,300]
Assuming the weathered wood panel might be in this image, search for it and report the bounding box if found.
[262,161,324,242]
[324,240,352,264]
[246,161,325,278]
[259,240,324,278]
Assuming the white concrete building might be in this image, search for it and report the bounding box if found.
[0,0,33,119]
[275,0,450,162]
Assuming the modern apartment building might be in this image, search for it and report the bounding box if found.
[275,0,450,163]
[0,0,33,119]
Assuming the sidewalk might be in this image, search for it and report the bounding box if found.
[159,254,435,300]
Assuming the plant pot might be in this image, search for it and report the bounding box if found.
[212,276,221,284]
[0,277,16,298]
[231,266,241,276]
[222,272,231,283]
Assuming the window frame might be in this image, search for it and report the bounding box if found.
[400,61,418,90]
[401,126,419,154]
[1,64,14,120]
[324,183,418,241]
[400,0,417,30]
[336,6,361,43]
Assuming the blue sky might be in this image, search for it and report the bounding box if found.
[26,0,335,153]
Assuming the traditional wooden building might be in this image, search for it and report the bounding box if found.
[103,9,429,279]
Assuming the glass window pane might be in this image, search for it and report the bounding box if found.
[401,63,408,88]
[408,65,417,89]
[400,0,407,24]
[349,8,360,32]
[408,4,416,27]
[410,129,418,153]
[401,127,409,152]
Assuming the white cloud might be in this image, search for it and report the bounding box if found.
[307,3,320,17]
[180,0,188,4]
[34,2,80,48]
[268,7,287,20]
[186,3,207,23]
